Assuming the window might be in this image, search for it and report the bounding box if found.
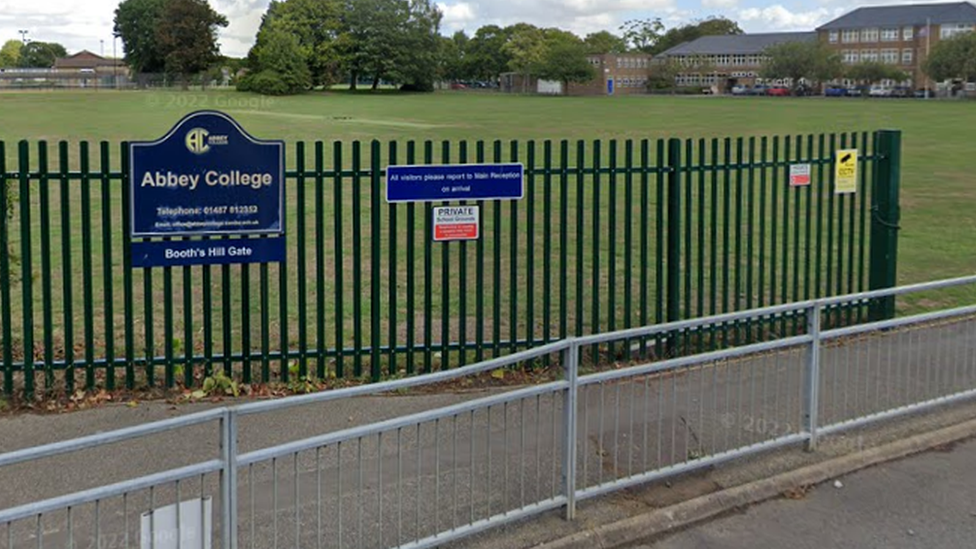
[842,50,860,64]
[862,49,879,62]
[881,48,898,64]
[903,26,914,40]
[616,58,623,68]
[902,49,913,64]
[861,28,879,42]
[842,29,859,43]
[829,30,839,43]
[881,28,899,41]
[940,23,975,39]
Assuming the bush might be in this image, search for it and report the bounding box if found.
[236,70,291,96]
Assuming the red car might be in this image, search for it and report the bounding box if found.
[767,86,791,96]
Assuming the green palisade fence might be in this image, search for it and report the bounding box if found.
[0,130,901,395]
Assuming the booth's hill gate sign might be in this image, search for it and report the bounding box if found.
[129,111,285,268]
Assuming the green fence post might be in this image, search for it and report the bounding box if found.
[868,130,901,320]
[666,138,682,356]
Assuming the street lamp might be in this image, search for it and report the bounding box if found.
[18,30,28,44]
[100,39,104,57]
[113,35,118,89]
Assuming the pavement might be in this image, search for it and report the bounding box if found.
[636,436,976,549]
[1,316,975,549]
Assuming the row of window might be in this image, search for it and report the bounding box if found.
[588,57,650,69]
[840,48,913,65]
[831,26,913,43]
[830,23,974,43]
[673,54,767,67]
[613,77,648,88]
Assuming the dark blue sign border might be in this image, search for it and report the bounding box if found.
[129,110,285,238]
[386,163,524,203]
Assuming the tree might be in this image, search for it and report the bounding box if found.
[466,25,510,81]
[155,0,228,89]
[761,41,841,92]
[924,31,976,83]
[240,27,311,94]
[114,0,167,73]
[651,16,742,55]
[619,18,663,53]
[0,40,22,67]
[536,32,594,90]
[846,61,907,86]
[583,31,627,54]
[440,31,471,82]
[17,42,67,68]
[647,59,681,91]
[394,0,443,91]
[250,0,344,88]
[503,23,545,92]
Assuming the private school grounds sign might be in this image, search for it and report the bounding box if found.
[129,111,285,267]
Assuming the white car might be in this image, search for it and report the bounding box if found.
[731,85,750,95]
[868,85,892,97]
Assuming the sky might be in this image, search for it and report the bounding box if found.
[0,0,954,59]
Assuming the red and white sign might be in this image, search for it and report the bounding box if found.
[789,163,811,187]
[433,206,479,241]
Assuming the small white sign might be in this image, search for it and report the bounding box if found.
[789,163,811,187]
[141,497,212,549]
[433,206,480,242]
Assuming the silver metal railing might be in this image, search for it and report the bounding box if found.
[3,275,976,549]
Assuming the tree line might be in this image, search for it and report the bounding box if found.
[0,40,68,68]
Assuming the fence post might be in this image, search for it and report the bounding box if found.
[803,303,821,451]
[561,339,579,520]
[221,409,239,549]
[666,138,682,356]
[868,130,901,321]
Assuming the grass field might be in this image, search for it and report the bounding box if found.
[0,89,974,387]
[1,89,974,285]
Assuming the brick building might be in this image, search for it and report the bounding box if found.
[817,2,976,89]
[499,53,652,96]
[657,32,815,93]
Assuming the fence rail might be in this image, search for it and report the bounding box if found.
[0,130,900,395]
[2,275,976,549]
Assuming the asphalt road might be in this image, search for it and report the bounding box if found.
[1,316,974,549]
[641,436,976,549]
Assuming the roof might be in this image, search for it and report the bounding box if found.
[659,32,817,56]
[53,50,124,69]
[818,2,976,30]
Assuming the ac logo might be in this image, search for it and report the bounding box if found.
[185,128,211,154]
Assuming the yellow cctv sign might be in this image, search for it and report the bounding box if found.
[834,149,858,194]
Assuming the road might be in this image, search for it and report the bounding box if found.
[641,436,976,549]
[0,316,974,548]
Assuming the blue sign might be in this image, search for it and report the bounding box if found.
[128,111,285,268]
[130,238,286,268]
[607,78,614,96]
[386,163,524,203]
[129,111,284,238]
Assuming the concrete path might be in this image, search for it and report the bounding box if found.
[640,436,976,549]
[0,316,974,549]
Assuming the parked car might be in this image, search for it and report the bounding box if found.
[890,86,912,98]
[767,86,791,96]
[868,85,892,97]
[825,86,848,97]
[450,82,467,90]
[914,88,934,98]
[750,85,769,96]
[846,86,868,97]
[731,85,750,96]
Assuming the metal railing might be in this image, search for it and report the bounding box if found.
[3,275,975,549]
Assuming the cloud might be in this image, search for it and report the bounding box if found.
[702,0,738,9]
[438,2,477,28]
[737,5,841,30]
